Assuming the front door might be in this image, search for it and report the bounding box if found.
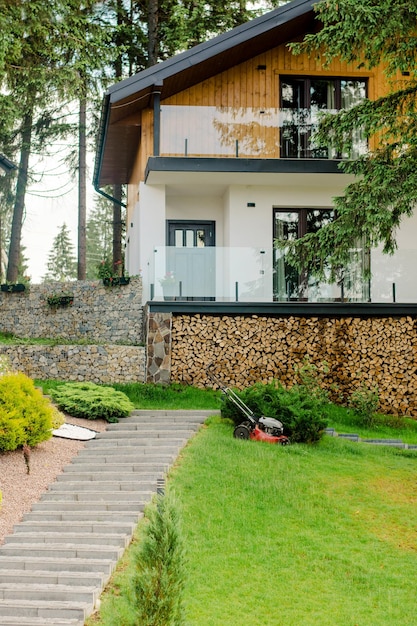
[166,221,215,300]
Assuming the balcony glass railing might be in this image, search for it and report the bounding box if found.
[149,246,415,303]
[159,106,367,159]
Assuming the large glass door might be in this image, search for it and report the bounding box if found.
[166,221,215,300]
[273,209,334,300]
[273,208,369,301]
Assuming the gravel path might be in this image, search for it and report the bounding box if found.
[0,416,108,545]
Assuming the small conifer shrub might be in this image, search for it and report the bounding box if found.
[50,381,134,422]
[132,492,186,626]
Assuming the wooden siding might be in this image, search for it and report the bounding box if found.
[165,46,376,108]
[128,41,391,189]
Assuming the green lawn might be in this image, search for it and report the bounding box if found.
[87,416,417,626]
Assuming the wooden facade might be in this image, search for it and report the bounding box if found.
[127,39,396,226]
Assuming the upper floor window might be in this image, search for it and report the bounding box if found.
[280,77,367,159]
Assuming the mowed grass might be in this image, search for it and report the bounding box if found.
[37,380,221,411]
[88,417,417,626]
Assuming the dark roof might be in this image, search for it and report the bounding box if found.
[0,154,17,174]
[94,0,317,189]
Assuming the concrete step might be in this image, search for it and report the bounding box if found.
[23,510,144,523]
[0,543,125,561]
[74,446,178,457]
[130,409,212,418]
[4,532,129,548]
[0,617,82,626]
[48,479,157,491]
[0,583,99,604]
[108,419,202,426]
[85,438,186,448]
[63,461,168,473]
[71,452,176,463]
[0,570,106,587]
[97,427,196,436]
[57,470,164,481]
[0,556,115,575]
[31,500,146,512]
[13,520,135,535]
[0,599,90,621]
[39,490,153,502]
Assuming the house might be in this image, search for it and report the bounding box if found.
[94,0,416,305]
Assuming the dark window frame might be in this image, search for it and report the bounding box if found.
[279,75,368,159]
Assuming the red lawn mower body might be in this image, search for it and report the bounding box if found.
[250,425,290,445]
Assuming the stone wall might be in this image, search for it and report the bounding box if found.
[0,344,145,384]
[145,311,172,384]
[0,278,145,384]
[146,311,417,417]
[0,278,143,344]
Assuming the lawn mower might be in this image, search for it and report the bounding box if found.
[207,366,290,445]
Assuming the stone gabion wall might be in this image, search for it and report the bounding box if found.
[0,278,145,384]
[0,344,145,384]
[162,313,417,417]
[0,278,143,344]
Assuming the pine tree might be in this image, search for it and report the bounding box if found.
[43,223,77,282]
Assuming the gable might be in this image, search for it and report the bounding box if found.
[94,0,318,188]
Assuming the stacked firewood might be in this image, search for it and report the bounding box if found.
[170,314,417,417]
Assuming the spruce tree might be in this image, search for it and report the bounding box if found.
[43,223,77,282]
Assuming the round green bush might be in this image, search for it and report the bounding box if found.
[0,372,54,451]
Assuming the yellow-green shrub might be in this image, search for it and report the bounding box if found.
[50,404,65,429]
[0,372,54,451]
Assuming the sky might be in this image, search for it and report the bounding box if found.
[21,149,96,283]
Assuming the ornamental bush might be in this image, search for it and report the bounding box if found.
[221,379,328,444]
[132,492,186,626]
[349,383,379,427]
[0,372,54,451]
[50,382,134,423]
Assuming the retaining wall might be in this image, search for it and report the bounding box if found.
[0,344,145,384]
[0,278,143,344]
[0,278,145,384]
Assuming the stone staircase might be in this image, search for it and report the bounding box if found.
[0,410,212,626]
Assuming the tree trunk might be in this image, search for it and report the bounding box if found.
[111,0,124,274]
[6,111,32,283]
[78,97,87,280]
[148,0,159,67]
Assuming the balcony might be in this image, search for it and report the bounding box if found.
[149,247,415,303]
[159,105,366,160]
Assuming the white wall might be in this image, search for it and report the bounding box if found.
[128,183,166,301]
[371,211,417,302]
[129,176,417,303]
